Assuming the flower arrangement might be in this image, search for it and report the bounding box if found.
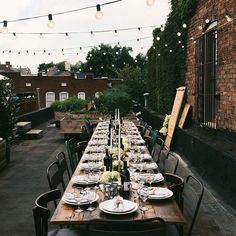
[112,160,124,171]
[159,114,171,136]
[101,171,120,183]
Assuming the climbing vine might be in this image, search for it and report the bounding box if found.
[146,0,197,114]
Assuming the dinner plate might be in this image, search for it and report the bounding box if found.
[71,176,97,185]
[62,192,99,205]
[99,200,138,215]
[148,187,173,200]
[135,173,164,183]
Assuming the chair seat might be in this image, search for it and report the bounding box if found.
[48,228,85,236]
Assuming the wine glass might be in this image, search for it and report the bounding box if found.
[89,170,100,190]
[138,187,149,212]
[146,169,154,187]
[74,187,83,213]
[86,189,96,212]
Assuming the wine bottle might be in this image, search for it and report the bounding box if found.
[104,148,111,171]
[121,161,130,197]
[120,137,124,150]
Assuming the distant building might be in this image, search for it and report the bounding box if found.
[0,62,122,108]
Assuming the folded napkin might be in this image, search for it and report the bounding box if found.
[149,187,171,197]
[113,196,124,212]
[63,192,77,203]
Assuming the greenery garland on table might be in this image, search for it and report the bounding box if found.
[146,0,197,114]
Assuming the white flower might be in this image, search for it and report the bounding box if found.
[159,126,168,136]
[101,171,120,183]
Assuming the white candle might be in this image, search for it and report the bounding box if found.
[118,120,121,161]
[118,109,120,121]
[114,109,117,129]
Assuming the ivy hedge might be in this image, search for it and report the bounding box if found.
[146,0,197,114]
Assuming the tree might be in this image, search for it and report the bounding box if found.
[38,62,54,73]
[80,44,135,78]
[134,53,147,70]
[118,65,146,103]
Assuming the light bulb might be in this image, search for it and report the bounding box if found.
[96,5,103,19]
[225,15,232,22]
[177,32,181,36]
[156,36,160,41]
[158,53,161,56]
[160,25,164,31]
[1,21,8,34]
[47,14,55,28]
[182,23,187,28]
[205,18,210,24]
[170,49,172,53]
[146,0,155,6]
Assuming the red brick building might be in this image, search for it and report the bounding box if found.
[185,0,236,132]
[0,62,122,108]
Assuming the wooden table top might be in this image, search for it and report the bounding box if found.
[50,120,186,226]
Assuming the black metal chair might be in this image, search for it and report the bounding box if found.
[152,137,165,164]
[163,173,184,211]
[46,161,66,207]
[144,129,160,154]
[158,150,179,175]
[86,217,166,236]
[166,175,204,236]
[65,138,81,174]
[33,189,84,236]
[56,151,71,182]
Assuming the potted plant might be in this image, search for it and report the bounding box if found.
[0,78,17,168]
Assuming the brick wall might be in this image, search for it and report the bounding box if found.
[185,0,236,132]
[1,72,122,108]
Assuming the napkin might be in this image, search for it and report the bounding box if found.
[113,196,124,212]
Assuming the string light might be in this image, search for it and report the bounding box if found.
[146,0,155,6]
[178,40,181,44]
[1,21,8,33]
[156,36,160,41]
[47,14,55,28]
[177,32,181,36]
[182,23,187,28]
[160,25,164,31]
[205,18,210,23]
[225,14,232,22]
[96,4,103,19]
[198,26,203,30]
[165,44,168,47]
[158,53,161,56]
[169,49,172,53]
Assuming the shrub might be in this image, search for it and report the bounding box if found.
[94,85,132,116]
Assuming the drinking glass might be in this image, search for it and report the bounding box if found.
[146,169,154,187]
[138,187,149,212]
[87,189,96,212]
[74,187,84,213]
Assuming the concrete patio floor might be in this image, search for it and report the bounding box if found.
[0,121,235,236]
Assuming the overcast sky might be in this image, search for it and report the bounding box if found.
[0,0,170,73]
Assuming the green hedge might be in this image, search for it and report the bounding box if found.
[146,0,197,114]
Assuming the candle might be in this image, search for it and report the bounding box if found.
[118,109,120,121]
[118,120,121,161]
[110,127,112,151]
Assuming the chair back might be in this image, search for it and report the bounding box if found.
[33,189,61,236]
[159,151,179,174]
[184,175,204,236]
[147,130,159,154]
[65,138,80,173]
[152,137,164,164]
[86,217,166,236]
[56,151,71,181]
[85,120,93,139]
[164,173,184,211]
[46,160,66,192]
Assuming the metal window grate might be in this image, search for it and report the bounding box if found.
[195,27,217,129]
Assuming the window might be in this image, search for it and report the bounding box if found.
[195,21,217,129]
[46,92,55,107]
[59,92,69,101]
[77,92,86,100]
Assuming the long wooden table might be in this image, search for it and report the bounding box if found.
[50,120,186,226]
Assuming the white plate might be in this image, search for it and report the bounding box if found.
[148,187,173,200]
[99,201,138,215]
[71,176,96,185]
[135,173,164,183]
[62,193,99,205]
